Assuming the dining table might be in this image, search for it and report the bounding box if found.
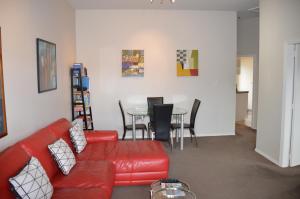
[127,106,188,150]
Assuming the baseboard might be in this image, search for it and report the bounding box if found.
[124,132,235,139]
[197,132,235,137]
[255,148,283,167]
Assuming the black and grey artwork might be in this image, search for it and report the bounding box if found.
[0,27,7,138]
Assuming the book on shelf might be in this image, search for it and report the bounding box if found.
[72,63,83,70]
[71,64,93,130]
[73,90,89,95]
[74,104,91,111]
[76,115,92,121]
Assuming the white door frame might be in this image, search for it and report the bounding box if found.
[280,41,300,167]
[237,54,258,129]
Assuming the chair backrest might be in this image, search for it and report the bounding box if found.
[190,99,201,128]
[118,100,126,129]
[147,97,164,123]
[153,104,173,141]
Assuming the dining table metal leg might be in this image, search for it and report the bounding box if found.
[180,114,184,150]
[132,115,136,141]
[176,115,179,142]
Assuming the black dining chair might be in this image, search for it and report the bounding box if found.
[151,104,174,150]
[118,100,147,140]
[147,97,164,138]
[171,99,201,146]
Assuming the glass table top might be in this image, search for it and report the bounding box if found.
[127,106,188,116]
[152,188,196,199]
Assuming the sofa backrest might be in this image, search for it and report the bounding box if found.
[19,127,59,180]
[47,118,75,152]
[0,144,31,199]
[0,118,75,198]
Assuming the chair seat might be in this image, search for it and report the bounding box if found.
[171,123,190,129]
[126,123,147,130]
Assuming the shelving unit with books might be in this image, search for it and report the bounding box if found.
[71,63,94,130]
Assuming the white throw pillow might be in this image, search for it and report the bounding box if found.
[69,123,87,153]
[71,118,84,130]
[48,139,76,175]
[9,156,53,199]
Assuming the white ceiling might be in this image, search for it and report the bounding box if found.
[67,0,259,16]
[67,0,259,19]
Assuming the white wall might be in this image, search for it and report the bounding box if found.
[237,17,259,129]
[76,10,237,138]
[236,92,248,121]
[237,17,259,56]
[0,0,76,151]
[256,0,300,166]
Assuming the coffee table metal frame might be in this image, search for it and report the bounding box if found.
[150,179,196,199]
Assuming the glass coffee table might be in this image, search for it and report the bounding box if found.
[150,179,196,199]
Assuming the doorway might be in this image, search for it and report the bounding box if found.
[236,56,254,128]
[281,43,300,167]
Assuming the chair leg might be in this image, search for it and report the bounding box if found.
[148,124,151,140]
[151,130,154,141]
[176,116,179,142]
[173,130,177,148]
[142,129,145,140]
[122,129,126,140]
[170,131,174,151]
[190,128,198,147]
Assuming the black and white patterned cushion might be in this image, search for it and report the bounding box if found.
[69,123,87,153]
[9,156,53,199]
[71,118,83,130]
[48,139,76,175]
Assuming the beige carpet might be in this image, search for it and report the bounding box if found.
[112,125,300,199]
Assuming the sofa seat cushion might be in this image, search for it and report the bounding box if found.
[114,170,169,186]
[78,141,168,172]
[52,160,115,197]
[77,140,169,184]
[52,188,108,199]
[109,141,169,185]
[78,140,168,173]
[105,141,169,173]
[76,141,117,161]
[76,140,169,173]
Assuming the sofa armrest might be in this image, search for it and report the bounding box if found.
[84,130,118,143]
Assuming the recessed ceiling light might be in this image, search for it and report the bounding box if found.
[150,0,175,4]
[248,7,259,13]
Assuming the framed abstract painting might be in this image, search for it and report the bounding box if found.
[176,49,199,76]
[37,38,57,93]
[0,27,7,138]
[122,50,144,77]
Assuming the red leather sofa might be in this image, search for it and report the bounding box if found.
[0,118,169,199]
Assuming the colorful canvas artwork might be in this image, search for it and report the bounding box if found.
[37,38,57,93]
[0,27,7,138]
[176,50,199,76]
[122,50,144,77]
